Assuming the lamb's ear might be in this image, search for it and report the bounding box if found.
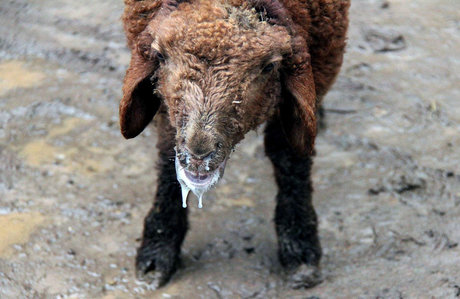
[280,52,317,155]
[119,49,161,139]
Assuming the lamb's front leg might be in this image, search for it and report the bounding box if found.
[136,114,188,289]
[264,118,322,289]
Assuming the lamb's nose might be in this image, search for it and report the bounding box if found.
[185,146,215,161]
[182,129,217,164]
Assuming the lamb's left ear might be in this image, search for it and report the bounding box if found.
[119,42,161,139]
[280,45,317,155]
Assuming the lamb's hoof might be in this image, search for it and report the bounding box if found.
[135,245,179,289]
[286,264,323,289]
[135,267,170,290]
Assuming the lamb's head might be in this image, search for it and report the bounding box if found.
[120,0,317,205]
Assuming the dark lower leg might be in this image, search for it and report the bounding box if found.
[135,114,188,288]
[265,118,322,288]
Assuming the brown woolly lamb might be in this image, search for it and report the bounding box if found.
[119,0,349,289]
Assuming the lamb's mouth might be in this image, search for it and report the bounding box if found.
[184,169,216,186]
[175,156,227,208]
[179,159,227,188]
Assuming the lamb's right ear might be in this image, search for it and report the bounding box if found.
[119,48,160,139]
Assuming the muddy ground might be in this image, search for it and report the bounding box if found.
[0,0,459,298]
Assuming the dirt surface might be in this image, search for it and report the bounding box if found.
[0,0,459,298]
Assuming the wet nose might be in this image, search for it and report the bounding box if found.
[185,146,215,161]
[181,130,217,163]
[178,146,216,168]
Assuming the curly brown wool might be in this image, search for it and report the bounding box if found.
[119,0,349,289]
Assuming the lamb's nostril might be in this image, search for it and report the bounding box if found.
[201,149,216,160]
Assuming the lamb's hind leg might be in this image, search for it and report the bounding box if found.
[135,113,188,289]
[264,117,322,289]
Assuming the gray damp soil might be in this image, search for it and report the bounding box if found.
[0,0,459,298]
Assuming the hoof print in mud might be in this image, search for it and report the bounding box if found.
[286,264,323,289]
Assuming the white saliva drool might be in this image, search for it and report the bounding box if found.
[187,185,206,208]
[176,156,204,208]
[196,191,204,208]
[176,157,190,208]
[175,155,221,209]
[198,195,203,208]
[179,181,190,208]
[179,181,205,208]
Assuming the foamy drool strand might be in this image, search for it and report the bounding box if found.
[175,156,211,208]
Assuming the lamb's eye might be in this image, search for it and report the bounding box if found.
[156,52,165,62]
[262,62,275,73]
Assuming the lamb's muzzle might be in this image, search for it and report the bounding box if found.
[174,123,230,207]
[175,155,227,208]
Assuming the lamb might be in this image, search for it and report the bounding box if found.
[119,0,349,289]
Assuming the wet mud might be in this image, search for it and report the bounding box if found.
[0,0,459,298]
